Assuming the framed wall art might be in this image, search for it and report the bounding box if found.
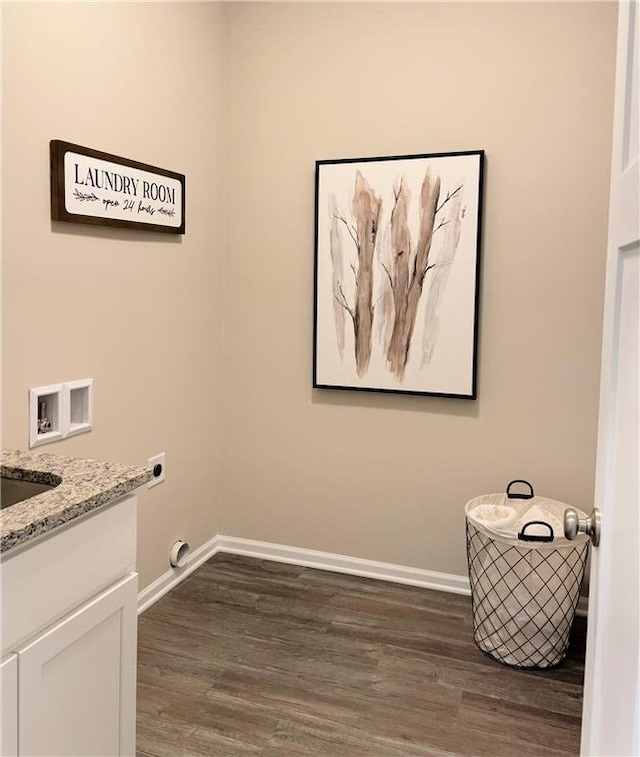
[313,150,484,399]
[50,140,186,234]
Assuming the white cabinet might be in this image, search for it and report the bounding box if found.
[1,495,138,757]
[1,654,18,757]
[17,574,137,757]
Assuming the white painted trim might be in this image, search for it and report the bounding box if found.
[577,595,589,618]
[215,535,472,594]
[137,533,590,618]
[137,535,221,614]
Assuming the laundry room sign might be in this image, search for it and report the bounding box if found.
[50,140,185,234]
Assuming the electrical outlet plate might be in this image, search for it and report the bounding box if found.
[148,452,166,488]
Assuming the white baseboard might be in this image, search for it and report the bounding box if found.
[138,533,589,618]
[137,535,221,614]
[138,534,470,613]
[576,595,589,617]
[215,535,472,594]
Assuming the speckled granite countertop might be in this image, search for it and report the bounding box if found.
[1,450,152,554]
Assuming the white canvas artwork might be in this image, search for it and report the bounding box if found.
[314,151,484,398]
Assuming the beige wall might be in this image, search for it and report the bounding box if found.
[221,2,617,576]
[2,2,225,588]
[3,2,617,590]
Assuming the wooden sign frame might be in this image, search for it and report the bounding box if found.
[50,140,186,235]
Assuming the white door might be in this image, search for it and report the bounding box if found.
[17,573,138,757]
[581,1,640,754]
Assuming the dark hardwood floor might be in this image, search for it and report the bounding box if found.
[136,553,586,757]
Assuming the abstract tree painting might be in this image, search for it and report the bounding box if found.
[314,151,484,398]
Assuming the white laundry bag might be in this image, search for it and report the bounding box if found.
[465,480,589,668]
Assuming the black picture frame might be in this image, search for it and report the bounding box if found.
[313,150,484,399]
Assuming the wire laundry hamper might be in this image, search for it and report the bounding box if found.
[465,480,589,668]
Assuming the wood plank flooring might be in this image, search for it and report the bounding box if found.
[136,553,587,757]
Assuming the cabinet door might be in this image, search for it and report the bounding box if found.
[17,573,137,757]
[1,654,18,757]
